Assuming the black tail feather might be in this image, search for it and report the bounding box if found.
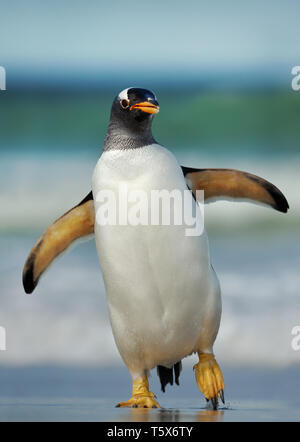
[174,361,182,385]
[157,361,182,393]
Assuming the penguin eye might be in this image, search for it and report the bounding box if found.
[120,99,129,109]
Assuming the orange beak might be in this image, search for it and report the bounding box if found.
[130,101,160,114]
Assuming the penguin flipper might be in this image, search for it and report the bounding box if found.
[23,191,95,294]
[181,167,289,213]
[23,166,289,293]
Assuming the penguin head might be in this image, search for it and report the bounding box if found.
[110,87,160,128]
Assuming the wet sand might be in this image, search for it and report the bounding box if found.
[0,366,299,421]
[0,396,298,422]
[0,397,299,422]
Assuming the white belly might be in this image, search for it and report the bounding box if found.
[92,144,221,376]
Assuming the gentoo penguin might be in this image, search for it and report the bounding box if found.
[23,87,289,409]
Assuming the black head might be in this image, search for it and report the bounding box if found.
[111,87,159,126]
[104,88,160,150]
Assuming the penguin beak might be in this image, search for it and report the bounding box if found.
[130,101,160,114]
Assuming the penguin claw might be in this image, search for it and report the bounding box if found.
[116,396,161,408]
[194,353,225,410]
[219,389,225,404]
[211,397,218,410]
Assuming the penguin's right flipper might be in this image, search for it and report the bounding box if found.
[23,191,95,294]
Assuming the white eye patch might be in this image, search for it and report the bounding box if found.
[118,88,133,101]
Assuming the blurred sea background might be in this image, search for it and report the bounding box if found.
[0,0,300,420]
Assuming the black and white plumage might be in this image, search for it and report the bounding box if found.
[23,87,289,408]
[92,88,221,395]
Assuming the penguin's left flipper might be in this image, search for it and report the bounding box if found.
[23,191,95,294]
[182,167,289,213]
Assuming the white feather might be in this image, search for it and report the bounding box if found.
[118,88,132,101]
[92,144,221,378]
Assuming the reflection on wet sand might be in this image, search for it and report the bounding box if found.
[196,410,224,422]
[118,407,224,422]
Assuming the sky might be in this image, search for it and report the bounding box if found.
[0,0,299,86]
